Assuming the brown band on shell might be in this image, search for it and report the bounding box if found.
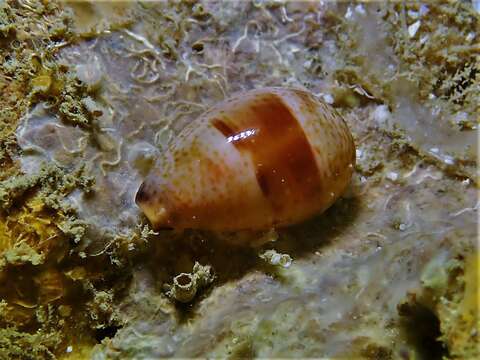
[213,92,321,215]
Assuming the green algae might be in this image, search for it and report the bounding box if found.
[0,163,94,215]
[57,217,88,245]
[2,241,44,267]
[0,327,60,360]
[0,169,42,210]
[0,301,63,360]
[56,78,96,128]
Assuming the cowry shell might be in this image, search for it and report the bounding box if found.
[136,87,355,231]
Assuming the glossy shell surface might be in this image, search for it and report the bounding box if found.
[136,87,355,231]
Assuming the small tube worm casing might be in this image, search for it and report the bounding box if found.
[169,273,197,303]
[136,87,355,231]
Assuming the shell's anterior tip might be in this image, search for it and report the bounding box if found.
[135,181,169,228]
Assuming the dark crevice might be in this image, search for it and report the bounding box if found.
[398,297,449,360]
[94,325,122,343]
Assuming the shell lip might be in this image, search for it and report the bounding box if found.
[135,181,150,204]
[135,181,172,229]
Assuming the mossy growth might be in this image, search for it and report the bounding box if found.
[0,162,95,271]
[384,2,479,113]
[318,2,478,127]
[0,326,61,360]
[0,0,73,171]
[0,162,94,213]
[0,0,105,175]
[2,241,44,267]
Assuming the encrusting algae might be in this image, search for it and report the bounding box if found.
[0,0,478,359]
[0,2,147,357]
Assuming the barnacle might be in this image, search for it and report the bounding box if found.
[259,249,292,269]
[165,262,214,303]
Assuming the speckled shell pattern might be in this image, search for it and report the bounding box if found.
[136,87,356,231]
